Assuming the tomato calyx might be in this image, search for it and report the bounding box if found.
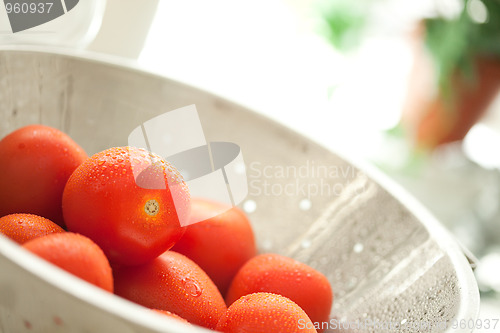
[144,199,160,216]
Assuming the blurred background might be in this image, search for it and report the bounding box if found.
[3,0,500,330]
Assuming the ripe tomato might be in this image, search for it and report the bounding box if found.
[216,292,318,333]
[172,198,256,296]
[23,232,113,292]
[226,253,332,330]
[114,251,227,329]
[0,213,64,244]
[0,125,88,227]
[62,147,190,266]
[152,309,190,324]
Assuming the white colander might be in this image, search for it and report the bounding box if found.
[0,48,479,333]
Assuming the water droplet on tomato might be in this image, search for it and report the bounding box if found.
[182,277,202,297]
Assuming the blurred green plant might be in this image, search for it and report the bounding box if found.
[320,0,371,52]
[426,0,500,99]
[321,0,500,89]
[322,0,500,150]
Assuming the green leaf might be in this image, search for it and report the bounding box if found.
[425,0,500,106]
[319,0,369,52]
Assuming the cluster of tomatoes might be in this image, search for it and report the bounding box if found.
[0,125,333,333]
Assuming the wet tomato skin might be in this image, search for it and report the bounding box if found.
[114,251,227,329]
[0,125,88,227]
[216,292,318,333]
[0,213,64,244]
[226,253,333,330]
[172,198,256,296]
[23,232,113,292]
[62,147,190,266]
[151,309,191,324]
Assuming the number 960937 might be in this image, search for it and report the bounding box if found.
[5,2,54,14]
[449,318,499,330]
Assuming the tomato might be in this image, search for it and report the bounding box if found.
[0,125,88,227]
[216,292,317,333]
[172,198,256,296]
[114,251,227,329]
[226,253,332,330]
[0,213,64,244]
[151,309,190,324]
[23,232,113,292]
[62,147,190,266]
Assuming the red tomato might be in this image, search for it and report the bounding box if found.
[226,254,333,330]
[114,251,227,330]
[0,125,88,227]
[216,292,318,333]
[172,198,256,296]
[23,232,113,292]
[0,213,64,244]
[151,309,190,324]
[62,147,190,266]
